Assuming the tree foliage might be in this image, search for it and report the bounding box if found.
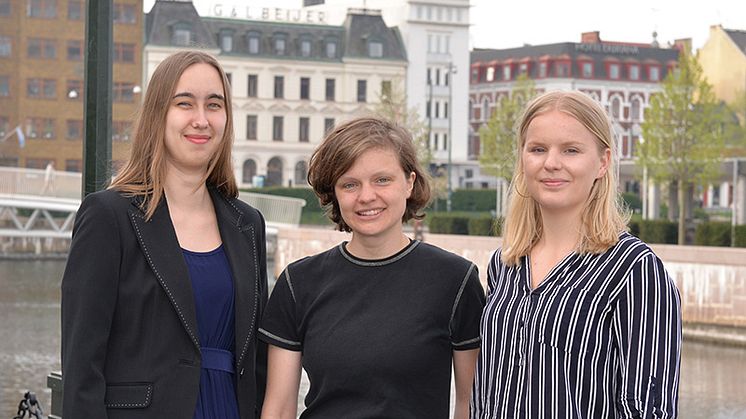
[478,75,536,181]
[638,51,732,243]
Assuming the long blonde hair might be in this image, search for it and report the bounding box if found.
[110,51,237,220]
[501,91,629,266]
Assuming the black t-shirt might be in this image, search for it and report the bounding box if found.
[259,240,485,419]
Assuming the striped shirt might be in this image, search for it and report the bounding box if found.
[471,232,681,419]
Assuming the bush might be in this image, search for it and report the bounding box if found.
[637,220,678,244]
[467,215,503,236]
[621,192,642,213]
[694,222,731,246]
[628,220,640,237]
[429,189,497,212]
[735,225,746,248]
[428,213,470,235]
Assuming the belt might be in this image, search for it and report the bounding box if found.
[200,347,234,374]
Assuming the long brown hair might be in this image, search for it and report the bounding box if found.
[308,116,431,232]
[501,91,629,266]
[110,50,237,220]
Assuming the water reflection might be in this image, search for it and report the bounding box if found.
[0,259,745,418]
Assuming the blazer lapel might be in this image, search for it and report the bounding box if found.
[128,197,201,352]
[210,189,260,371]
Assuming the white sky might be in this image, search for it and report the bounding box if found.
[144,0,746,51]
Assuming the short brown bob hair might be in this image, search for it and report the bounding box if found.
[110,50,236,220]
[308,116,431,232]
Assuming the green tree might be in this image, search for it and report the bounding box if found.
[478,74,536,181]
[638,51,731,244]
[373,79,447,201]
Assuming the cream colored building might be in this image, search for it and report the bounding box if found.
[699,25,746,105]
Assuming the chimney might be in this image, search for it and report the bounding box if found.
[673,38,692,52]
[581,31,601,43]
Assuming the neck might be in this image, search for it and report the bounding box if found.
[346,233,411,260]
[163,167,210,209]
[537,208,582,253]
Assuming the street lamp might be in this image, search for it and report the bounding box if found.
[447,62,457,212]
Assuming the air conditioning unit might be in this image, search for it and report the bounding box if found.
[44,132,52,138]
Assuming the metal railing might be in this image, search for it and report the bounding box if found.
[239,191,306,226]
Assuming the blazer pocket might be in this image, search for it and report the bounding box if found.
[105,382,153,409]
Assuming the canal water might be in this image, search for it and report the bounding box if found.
[1,259,745,418]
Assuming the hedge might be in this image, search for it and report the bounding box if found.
[629,220,678,244]
[429,190,497,212]
[694,222,732,247]
[427,212,502,236]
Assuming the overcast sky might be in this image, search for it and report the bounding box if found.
[144,0,746,51]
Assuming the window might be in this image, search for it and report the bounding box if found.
[26,158,54,169]
[66,120,82,140]
[274,76,284,99]
[357,80,367,103]
[324,118,335,134]
[609,64,620,79]
[274,36,286,55]
[434,101,440,118]
[629,65,640,80]
[112,121,131,141]
[220,31,233,52]
[471,68,479,83]
[300,39,311,57]
[0,116,8,138]
[433,133,439,150]
[325,78,335,101]
[66,40,82,60]
[294,161,307,186]
[443,134,448,151]
[554,63,569,77]
[299,117,309,142]
[482,99,490,120]
[113,43,135,63]
[0,36,11,57]
[503,66,511,80]
[0,0,10,16]
[247,74,257,97]
[247,32,260,54]
[113,82,134,102]
[381,80,391,102]
[519,63,528,75]
[486,67,495,82]
[610,97,621,119]
[246,115,257,140]
[242,160,257,184]
[171,24,191,46]
[582,62,593,78]
[426,100,431,118]
[368,41,383,58]
[25,117,55,139]
[66,79,83,99]
[444,70,449,86]
[28,38,56,59]
[272,116,284,141]
[27,78,56,99]
[649,66,660,81]
[0,75,8,96]
[539,62,548,78]
[444,101,448,118]
[300,77,310,100]
[325,40,337,58]
[67,1,81,19]
[27,0,57,18]
[113,4,136,24]
[630,98,642,121]
[435,68,441,85]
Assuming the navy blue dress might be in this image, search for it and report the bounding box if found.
[182,245,240,419]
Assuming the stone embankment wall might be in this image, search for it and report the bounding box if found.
[276,226,746,346]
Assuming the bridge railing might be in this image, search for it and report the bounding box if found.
[0,167,307,227]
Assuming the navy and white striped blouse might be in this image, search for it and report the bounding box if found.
[471,232,681,418]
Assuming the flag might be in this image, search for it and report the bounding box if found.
[15,126,25,148]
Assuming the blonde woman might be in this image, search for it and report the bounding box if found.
[471,91,681,418]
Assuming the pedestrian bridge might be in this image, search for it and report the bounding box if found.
[0,167,306,249]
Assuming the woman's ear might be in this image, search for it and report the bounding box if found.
[597,148,611,179]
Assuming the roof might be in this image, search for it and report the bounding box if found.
[724,29,746,53]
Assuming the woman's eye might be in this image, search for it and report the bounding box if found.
[565,148,579,154]
[529,147,545,153]
[376,177,392,184]
[176,101,191,108]
[208,102,222,110]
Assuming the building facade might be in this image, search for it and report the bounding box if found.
[145,0,407,187]
[304,0,473,189]
[470,32,681,213]
[0,0,143,173]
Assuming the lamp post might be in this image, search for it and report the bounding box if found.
[447,62,457,212]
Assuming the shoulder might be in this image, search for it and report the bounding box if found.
[78,188,133,218]
[413,241,476,273]
[287,245,339,273]
[601,232,657,266]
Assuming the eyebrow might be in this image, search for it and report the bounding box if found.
[172,92,225,101]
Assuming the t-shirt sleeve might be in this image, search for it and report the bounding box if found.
[450,263,486,350]
[258,268,302,351]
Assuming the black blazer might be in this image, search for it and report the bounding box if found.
[61,187,268,418]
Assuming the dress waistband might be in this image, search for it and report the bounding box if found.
[201,347,234,374]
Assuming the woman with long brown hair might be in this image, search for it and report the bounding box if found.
[61,50,267,418]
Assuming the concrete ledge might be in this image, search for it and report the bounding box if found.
[682,323,746,348]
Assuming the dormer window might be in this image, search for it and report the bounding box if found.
[219,29,234,52]
[171,23,192,46]
[368,40,383,58]
[649,66,660,81]
[628,65,640,80]
[325,39,337,58]
[300,38,312,57]
[274,34,286,55]
[247,31,261,54]
[609,63,620,79]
